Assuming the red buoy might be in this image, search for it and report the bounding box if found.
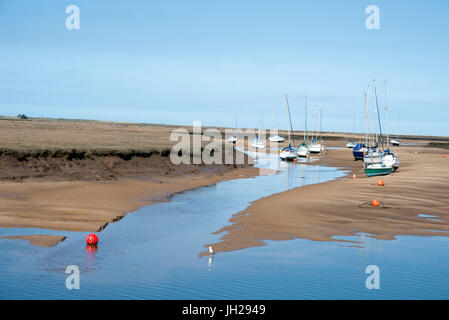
[371,199,380,207]
[443,155,447,158]
[86,234,98,245]
[377,179,384,187]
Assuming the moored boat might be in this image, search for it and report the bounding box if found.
[353,143,367,160]
[308,140,322,153]
[297,96,311,158]
[346,141,356,148]
[364,162,393,177]
[227,135,237,143]
[280,94,298,161]
[391,138,400,146]
[297,143,310,157]
[382,151,400,170]
[251,138,265,149]
[280,146,297,161]
[269,135,285,143]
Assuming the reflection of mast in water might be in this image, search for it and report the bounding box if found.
[208,256,214,272]
[301,164,305,187]
[355,232,384,288]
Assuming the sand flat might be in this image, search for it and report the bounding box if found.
[0,167,262,233]
[2,235,67,247]
[204,145,449,254]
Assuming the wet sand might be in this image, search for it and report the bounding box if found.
[2,235,67,247]
[0,166,263,247]
[204,143,449,255]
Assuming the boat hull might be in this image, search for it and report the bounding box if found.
[251,141,265,149]
[364,167,393,177]
[346,142,356,148]
[391,139,400,146]
[297,151,310,157]
[280,153,297,161]
[280,148,297,161]
[352,143,367,160]
[269,136,285,143]
[227,136,237,144]
[308,143,322,154]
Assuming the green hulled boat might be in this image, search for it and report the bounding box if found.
[364,163,393,177]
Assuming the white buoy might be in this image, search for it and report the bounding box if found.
[209,246,214,255]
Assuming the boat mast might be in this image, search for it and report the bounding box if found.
[373,79,384,149]
[234,112,237,135]
[319,105,323,144]
[384,80,390,149]
[285,94,295,147]
[364,90,369,146]
[304,96,308,143]
[352,115,356,141]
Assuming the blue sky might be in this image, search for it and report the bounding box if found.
[0,0,448,136]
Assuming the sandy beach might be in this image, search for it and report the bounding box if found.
[204,143,449,255]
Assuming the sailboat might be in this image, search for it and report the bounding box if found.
[308,105,323,153]
[365,162,393,177]
[280,94,298,161]
[346,116,357,148]
[381,80,400,170]
[353,92,370,160]
[390,119,401,146]
[227,113,238,144]
[269,106,285,143]
[346,141,356,148]
[251,110,266,149]
[390,138,400,146]
[364,79,393,177]
[297,96,311,158]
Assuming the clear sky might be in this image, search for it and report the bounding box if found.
[0,0,448,136]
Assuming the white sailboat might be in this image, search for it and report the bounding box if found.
[269,135,285,143]
[308,105,323,153]
[269,106,285,143]
[364,79,395,177]
[346,141,356,148]
[390,138,400,146]
[251,110,266,149]
[382,80,400,170]
[227,113,238,144]
[346,115,356,148]
[280,94,298,161]
[297,96,311,158]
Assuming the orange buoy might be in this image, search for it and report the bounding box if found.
[371,199,380,207]
[443,154,447,158]
[293,158,297,162]
[377,179,384,187]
